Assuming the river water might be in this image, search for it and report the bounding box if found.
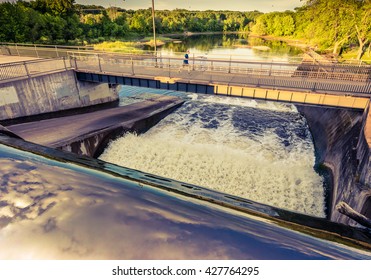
[148,33,304,63]
[99,87,326,218]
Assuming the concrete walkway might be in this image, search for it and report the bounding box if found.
[0,55,40,64]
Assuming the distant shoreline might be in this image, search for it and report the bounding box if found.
[155,31,311,50]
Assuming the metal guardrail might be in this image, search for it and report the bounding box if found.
[69,51,371,81]
[0,42,93,58]
[69,52,371,95]
[0,57,72,82]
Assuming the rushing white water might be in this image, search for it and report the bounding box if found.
[100,92,326,217]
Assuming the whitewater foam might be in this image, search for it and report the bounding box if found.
[100,94,326,217]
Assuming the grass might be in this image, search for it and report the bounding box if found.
[141,36,173,46]
[93,41,144,54]
[93,36,174,52]
[339,49,371,64]
[141,36,173,42]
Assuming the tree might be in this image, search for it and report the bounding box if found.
[0,2,27,42]
[24,7,45,43]
[251,15,267,35]
[43,14,66,43]
[46,0,75,17]
[297,0,355,54]
[351,0,371,60]
[129,11,149,33]
[63,13,82,43]
[281,14,295,36]
[223,17,240,32]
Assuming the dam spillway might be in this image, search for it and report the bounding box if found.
[100,88,326,217]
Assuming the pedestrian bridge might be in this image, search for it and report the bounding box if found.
[0,51,370,109]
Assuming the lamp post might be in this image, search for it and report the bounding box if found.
[151,0,157,60]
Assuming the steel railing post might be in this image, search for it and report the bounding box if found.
[269,60,273,76]
[228,55,231,73]
[24,61,30,78]
[15,43,20,56]
[34,44,39,58]
[131,58,134,75]
[97,54,102,72]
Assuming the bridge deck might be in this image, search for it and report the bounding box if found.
[0,54,40,64]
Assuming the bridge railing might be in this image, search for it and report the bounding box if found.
[0,57,72,83]
[68,52,371,95]
[69,51,371,82]
[0,42,93,58]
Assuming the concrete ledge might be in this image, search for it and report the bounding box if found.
[212,84,370,110]
[7,95,184,157]
[0,124,22,139]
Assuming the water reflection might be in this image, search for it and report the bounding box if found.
[0,141,370,259]
[146,34,303,62]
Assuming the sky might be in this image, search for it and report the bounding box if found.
[75,0,304,13]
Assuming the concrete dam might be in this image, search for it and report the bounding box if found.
[0,55,370,259]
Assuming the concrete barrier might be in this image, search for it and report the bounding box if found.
[0,70,119,121]
[298,102,371,227]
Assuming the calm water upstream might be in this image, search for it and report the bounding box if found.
[145,33,304,62]
[99,86,326,218]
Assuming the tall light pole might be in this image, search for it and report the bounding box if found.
[151,0,157,55]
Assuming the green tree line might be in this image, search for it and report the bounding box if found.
[0,0,370,60]
[252,0,371,60]
[0,0,260,44]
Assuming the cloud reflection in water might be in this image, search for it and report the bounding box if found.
[0,145,370,260]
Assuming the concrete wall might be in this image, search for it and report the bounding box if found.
[356,105,371,219]
[298,104,371,227]
[59,100,184,158]
[0,70,119,121]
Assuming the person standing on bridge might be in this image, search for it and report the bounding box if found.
[184,50,190,65]
[181,50,191,74]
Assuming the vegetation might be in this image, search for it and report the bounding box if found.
[93,41,143,53]
[0,0,370,60]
